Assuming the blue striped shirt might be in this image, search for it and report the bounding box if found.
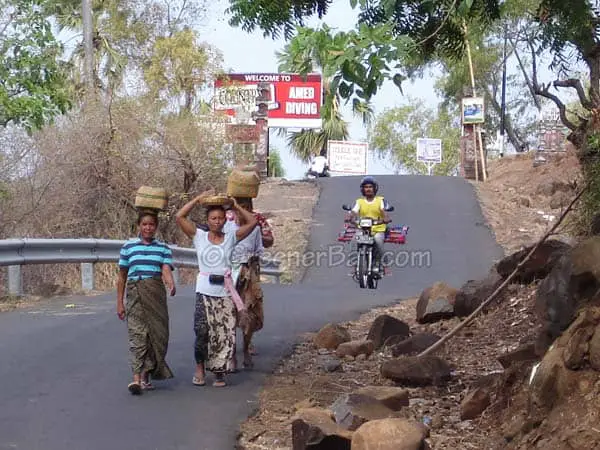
[118,238,174,281]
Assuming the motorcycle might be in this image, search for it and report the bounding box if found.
[338,204,408,289]
[306,166,331,179]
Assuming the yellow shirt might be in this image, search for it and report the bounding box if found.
[352,196,387,233]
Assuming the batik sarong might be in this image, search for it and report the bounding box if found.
[126,276,174,379]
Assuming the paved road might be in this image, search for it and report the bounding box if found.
[0,175,503,450]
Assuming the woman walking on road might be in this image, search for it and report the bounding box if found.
[176,193,257,387]
[117,210,177,395]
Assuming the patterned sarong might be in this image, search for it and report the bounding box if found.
[235,256,264,333]
[193,293,237,373]
[125,276,174,380]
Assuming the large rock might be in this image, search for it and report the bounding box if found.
[528,307,600,420]
[315,324,352,350]
[416,281,458,323]
[454,268,503,317]
[354,386,409,411]
[390,333,441,357]
[496,239,572,284]
[535,180,572,197]
[351,418,429,450]
[381,355,452,387]
[366,315,410,349]
[336,340,375,359]
[590,325,600,371]
[330,393,397,431]
[291,407,353,450]
[534,237,600,354]
[497,342,539,369]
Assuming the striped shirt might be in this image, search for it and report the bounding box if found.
[118,238,174,281]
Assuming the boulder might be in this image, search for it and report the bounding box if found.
[536,180,572,197]
[496,239,572,284]
[529,307,600,414]
[336,340,375,359]
[497,342,539,369]
[366,315,410,349]
[317,355,343,373]
[291,407,353,450]
[390,333,441,357]
[330,393,397,431]
[351,418,429,450]
[315,324,352,350]
[416,282,458,323]
[354,386,409,411]
[381,355,452,387]
[454,268,503,317]
[589,324,600,371]
[534,237,600,353]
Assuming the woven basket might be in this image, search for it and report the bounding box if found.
[199,194,233,208]
[135,186,168,211]
[227,169,260,198]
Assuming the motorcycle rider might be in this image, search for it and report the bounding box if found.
[307,154,329,178]
[348,176,391,276]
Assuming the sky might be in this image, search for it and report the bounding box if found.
[201,0,443,180]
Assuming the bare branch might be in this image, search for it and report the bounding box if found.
[553,78,593,110]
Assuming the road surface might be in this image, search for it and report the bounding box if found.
[0,175,503,450]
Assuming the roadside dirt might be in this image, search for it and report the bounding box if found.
[236,151,586,450]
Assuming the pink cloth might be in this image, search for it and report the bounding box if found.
[199,270,245,312]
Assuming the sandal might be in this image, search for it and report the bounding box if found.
[128,382,142,395]
[141,381,154,390]
[213,373,227,387]
[192,375,206,386]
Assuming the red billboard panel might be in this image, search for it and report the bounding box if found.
[213,73,323,129]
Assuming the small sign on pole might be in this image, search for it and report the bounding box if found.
[416,138,442,175]
[327,140,368,175]
[461,97,485,124]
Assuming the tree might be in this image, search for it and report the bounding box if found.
[0,0,71,131]
[227,0,500,107]
[268,148,286,177]
[369,99,460,175]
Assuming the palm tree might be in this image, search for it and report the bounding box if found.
[275,25,372,163]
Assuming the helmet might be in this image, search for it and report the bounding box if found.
[360,176,378,195]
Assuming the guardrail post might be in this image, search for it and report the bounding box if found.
[81,263,94,291]
[172,267,180,286]
[8,265,23,297]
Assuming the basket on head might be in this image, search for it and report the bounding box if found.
[135,186,168,211]
[199,194,234,208]
[227,168,260,198]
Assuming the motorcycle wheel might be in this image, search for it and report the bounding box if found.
[357,246,368,289]
[367,250,378,289]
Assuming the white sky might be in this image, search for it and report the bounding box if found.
[202,0,443,180]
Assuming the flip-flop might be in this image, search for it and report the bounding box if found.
[213,380,227,387]
[192,376,206,386]
[141,381,155,390]
[128,382,142,395]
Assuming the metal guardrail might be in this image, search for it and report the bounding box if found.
[0,238,283,296]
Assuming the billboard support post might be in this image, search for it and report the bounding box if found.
[253,82,270,178]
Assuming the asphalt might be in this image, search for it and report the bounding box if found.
[0,175,504,450]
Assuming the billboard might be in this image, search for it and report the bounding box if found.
[327,140,368,174]
[416,138,442,163]
[462,97,485,124]
[213,73,323,129]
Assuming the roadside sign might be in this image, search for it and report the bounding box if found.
[213,73,323,129]
[461,97,485,124]
[327,140,368,175]
[416,138,442,163]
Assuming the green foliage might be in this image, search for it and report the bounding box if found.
[368,99,460,175]
[573,131,600,234]
[268,148,286,177]
[226,0,333,40]
[0,0,71,131]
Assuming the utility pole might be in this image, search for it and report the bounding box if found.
[500,24,507,157]
[82,0,94,95]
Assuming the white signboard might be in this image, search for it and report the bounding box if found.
[327,140,368,174]
[416,138,442,163]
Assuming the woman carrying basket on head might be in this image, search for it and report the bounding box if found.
[176,192,257,387]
